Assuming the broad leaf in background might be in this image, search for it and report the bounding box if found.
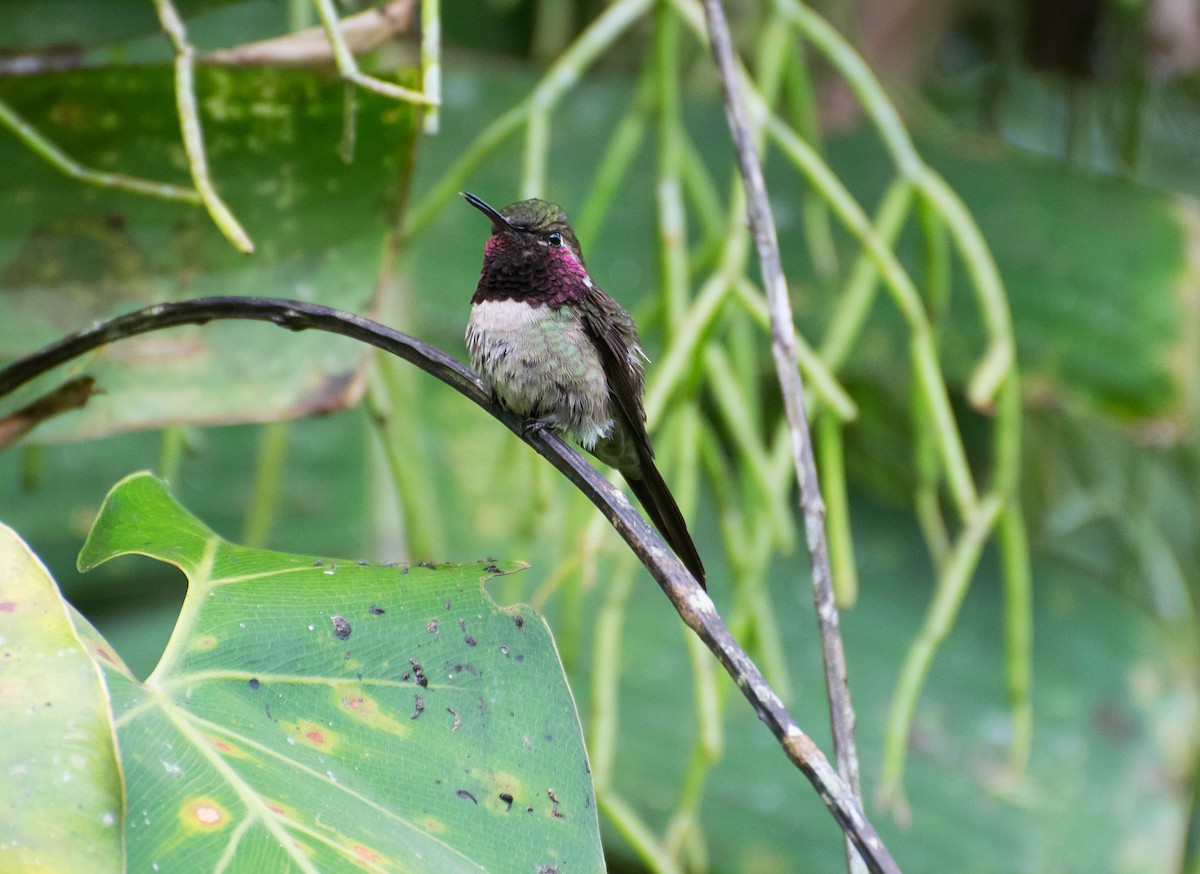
[0,63,419,441]
[0,523,123,871]
[7,472,603,873]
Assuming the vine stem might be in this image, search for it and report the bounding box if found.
[698,2,878,873]
[0,296,900,873]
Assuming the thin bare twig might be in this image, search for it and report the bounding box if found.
[203,0,417,67]
[152,0,255,254]
[0,98,202,204]
[313,0,437,106]
[0,296,899,873]
[698,2,875,873]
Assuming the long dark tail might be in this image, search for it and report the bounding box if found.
[625,460,706,589]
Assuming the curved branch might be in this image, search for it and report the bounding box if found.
[0,296,899,873]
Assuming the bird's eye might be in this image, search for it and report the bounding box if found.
[546,232,562,247]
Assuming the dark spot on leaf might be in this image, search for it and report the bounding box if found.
[551,808,564,819]
[105,213,126,230]
[344,649,351,660]
[369,605,385,615]
[500,645,510,657]
[402,671,411,682]
[537,866,559,874]
[547,788,559,804]
[419,561,435,569]
[444,600,451,610]
[313,561,323,567]
[499,792,513,811]
[544,734,553,743]
[476,697,485,713]
[456,789,477,804]
[331,615,352,640]
[515,653,525,662]
[248,678,260,690]
[409,658,427,688]
[411,695,424,719]
[356,559,369,566]
[400,566,409,575]
[526,806,534,813]
[513,615,524,629]
[427,619,439,638]
[264,704,274,721]
[464,635,477,647]
[483,563,502,574]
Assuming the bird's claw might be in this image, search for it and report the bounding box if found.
[522,416,555,437]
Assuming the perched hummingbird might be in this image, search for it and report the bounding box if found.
[461,192,706,588]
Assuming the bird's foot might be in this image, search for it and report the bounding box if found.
[522,415,556,438]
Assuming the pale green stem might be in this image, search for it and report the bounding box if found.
[911,332,952,572]
[589,552,636,792]
[420,0,441,132]
[767,116,980,516]
[879,494,1005,808]
[157,425,188,484]
[654,4,691,329]
[644,271,733,422]
[153,0,255,254]
[703,345,794,546]
[773,0,922,177]
[783,34,839,281]
[818,180,912,371]
[0,98,201,204]
[729,276,857,420]
[764,117,926,328]
[776,0,1016,411]
[991,373,1030,770]
[372,357,446,559]
[405,0,656,236]
[917,171,1014,408]
[522,108,550,198]
[679,0,984,519]
[915,185,951,317]
[644,189,751,422]
[755,13,792,105]
[816,410,857,607]
[1000,498,1032,773]
[575,66,654,244]
[600,794,682,874]
[911,334,978,517]
[313,0,437,105]
[242,422,290,549]
[676,131,726,243]
[662,740,713,863]
[339,81,358,164]
[676,411,721,761]
[405,104,526,235]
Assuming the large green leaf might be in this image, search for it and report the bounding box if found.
[0,523,123,871]
[16,471,602,873]
[0,63,419,441]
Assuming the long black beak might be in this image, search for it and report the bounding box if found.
[460,192,513,232]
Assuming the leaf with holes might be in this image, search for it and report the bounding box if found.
[57,471,601,873]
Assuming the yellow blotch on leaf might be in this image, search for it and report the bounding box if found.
[180,797,231,832]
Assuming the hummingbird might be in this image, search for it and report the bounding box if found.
[461,192,706,589]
